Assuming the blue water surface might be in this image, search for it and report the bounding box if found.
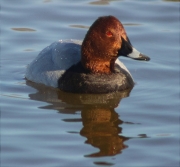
[1,0,179,166]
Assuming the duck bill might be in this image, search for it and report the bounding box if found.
[118,37,150,61]
[127,47,150,61]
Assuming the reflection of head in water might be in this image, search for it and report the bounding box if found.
[80,106,129,157]
[26,80,132,156]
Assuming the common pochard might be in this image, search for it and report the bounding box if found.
[26,16,150,93]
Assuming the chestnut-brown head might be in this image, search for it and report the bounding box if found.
[81,15,150,73]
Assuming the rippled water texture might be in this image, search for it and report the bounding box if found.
[1,0,179,166]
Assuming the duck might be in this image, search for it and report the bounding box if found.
[25,15,150,94]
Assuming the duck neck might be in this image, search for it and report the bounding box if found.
[81,37,117,74]
[81,57,116,74]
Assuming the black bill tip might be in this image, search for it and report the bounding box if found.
[139,53,150,61]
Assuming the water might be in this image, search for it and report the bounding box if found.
[1,0,179,166]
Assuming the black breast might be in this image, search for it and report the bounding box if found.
[58,62,134,94]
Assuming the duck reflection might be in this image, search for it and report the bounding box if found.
[26,80,132,157]
[80,107,129,157]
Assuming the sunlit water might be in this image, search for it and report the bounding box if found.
[1,0,179,166]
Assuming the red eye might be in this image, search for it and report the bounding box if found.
[106,31,113,37]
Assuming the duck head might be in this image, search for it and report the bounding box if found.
[81,15,150,73]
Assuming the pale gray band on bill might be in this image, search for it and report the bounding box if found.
[128,47,150,61]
